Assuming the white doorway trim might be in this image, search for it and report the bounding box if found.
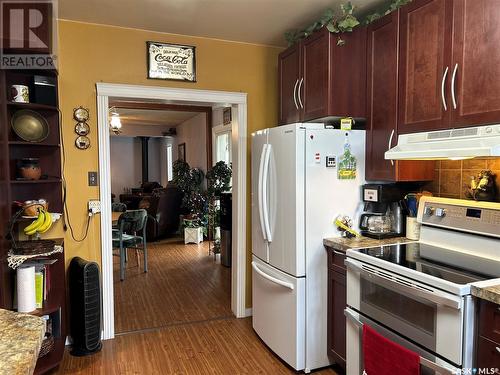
[96,83,248,340]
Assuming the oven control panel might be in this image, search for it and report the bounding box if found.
[418,197,500,237]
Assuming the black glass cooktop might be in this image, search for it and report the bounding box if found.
[354,243,489,285]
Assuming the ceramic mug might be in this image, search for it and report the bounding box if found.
[406,216,421,240]
[11,85,29,103]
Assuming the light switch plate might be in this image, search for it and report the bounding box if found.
[88,171,98,186]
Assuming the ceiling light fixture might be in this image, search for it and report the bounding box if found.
[109,107,122,135]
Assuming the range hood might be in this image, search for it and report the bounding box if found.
[385,124,500,160]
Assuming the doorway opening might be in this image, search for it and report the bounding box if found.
[96,84,248,339]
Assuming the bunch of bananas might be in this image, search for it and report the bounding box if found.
[23,209,53,236]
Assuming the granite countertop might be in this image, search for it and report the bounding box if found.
[471,278,500,305]
[323,236,414,252]
[0,309,46,375]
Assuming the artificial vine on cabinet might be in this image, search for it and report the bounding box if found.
[284,0,412,47]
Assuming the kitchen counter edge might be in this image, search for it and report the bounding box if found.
[323,236,414,253]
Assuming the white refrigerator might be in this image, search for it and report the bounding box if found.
[251,123,365,372]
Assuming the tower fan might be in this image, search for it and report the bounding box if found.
[69,257,102,356]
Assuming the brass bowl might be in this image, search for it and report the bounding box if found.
[11,110,49,142]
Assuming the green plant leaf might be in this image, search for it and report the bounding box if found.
[338,14,360,31]
[340,1,354,15]
[326,21,339,33]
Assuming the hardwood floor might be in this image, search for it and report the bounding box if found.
[113,239,232,333]
[57,317,338,374]
[55,239,338,374]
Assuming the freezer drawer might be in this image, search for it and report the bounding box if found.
[251,256,306,370]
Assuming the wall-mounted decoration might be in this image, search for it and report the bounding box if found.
[73,107,89,122]
[178,142,186,161]
[75,122,90,136]
[75,136,91,150]
[223,107,232,126]
[147,41,196,82]
[73,107,91,149]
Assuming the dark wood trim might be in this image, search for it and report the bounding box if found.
[109,101,213,171]
[109,101,210,113]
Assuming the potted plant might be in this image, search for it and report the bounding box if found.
[172,160,208,243]
[205,161,232,254]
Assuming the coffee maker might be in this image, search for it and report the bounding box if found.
[359,184,405,239]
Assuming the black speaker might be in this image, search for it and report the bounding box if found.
[69,257,102,356]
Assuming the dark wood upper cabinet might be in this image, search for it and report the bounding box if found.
[366,12,435,181]
[397,0,500,133]
[302,29,330,121]
[451,0,500,126]
[278,43,301,125]
[398,0,453,133]
[278,27,366,125]
[366,12,400,181]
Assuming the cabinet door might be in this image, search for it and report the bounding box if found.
[451,0,500,126]
[366,12,400,181]
[327,252,347,369]
[278,44,301,125]
[476,336,500,372]
[398,0,453,133]
[301,29,330,121]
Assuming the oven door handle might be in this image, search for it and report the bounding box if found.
[344,309,456,375]
[345,258,462,310]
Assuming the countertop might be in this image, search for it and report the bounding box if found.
[323,236,414,252]
[0,309,46,375]
[471,278,500,305]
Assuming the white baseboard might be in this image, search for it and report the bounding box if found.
[244,308,252,317]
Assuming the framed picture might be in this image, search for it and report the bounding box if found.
[223,107,232,125]
[147,41,196,82]
[178,143,186,161]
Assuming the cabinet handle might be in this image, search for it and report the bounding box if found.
[293,79,299,110]
[451,63,458,110]
[441,66,449,111]
[298,78,304,109]
[388,129,395,166]
[496,346,500,354]
[333,250,345,256]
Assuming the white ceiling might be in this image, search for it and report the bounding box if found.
[59,0,384,47]
[115,108,200,127]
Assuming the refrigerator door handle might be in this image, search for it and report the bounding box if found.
[262,143,272,242]
[258,144,268,240]
[252,262,294,290]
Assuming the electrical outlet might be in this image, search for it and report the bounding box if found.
[88,200,101,214]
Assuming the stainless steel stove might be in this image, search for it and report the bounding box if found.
[345,197,500,375]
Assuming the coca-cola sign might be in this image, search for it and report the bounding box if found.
[147,41,196,82]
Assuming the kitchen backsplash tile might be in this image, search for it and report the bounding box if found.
[425,158,500,202]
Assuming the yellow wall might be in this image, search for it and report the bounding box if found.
[56,20,281,308]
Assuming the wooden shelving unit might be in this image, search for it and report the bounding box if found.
[0,66,66,374]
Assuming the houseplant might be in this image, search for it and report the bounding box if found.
[172,160,208,240]
[205,161,232,254]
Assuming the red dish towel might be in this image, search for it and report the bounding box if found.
[363,324,420,375]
